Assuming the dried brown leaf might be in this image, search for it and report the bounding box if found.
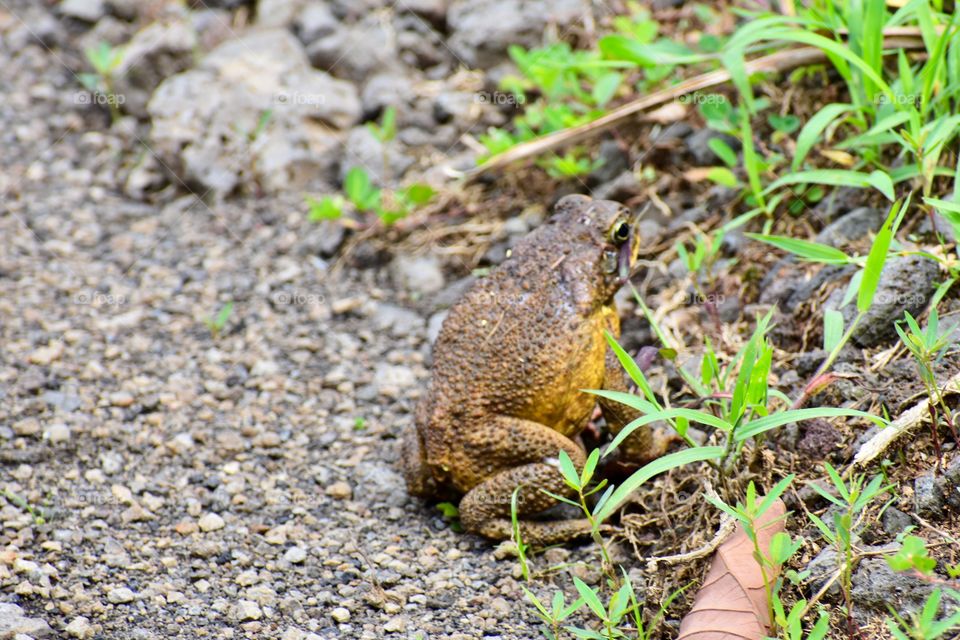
[677,499,786,640]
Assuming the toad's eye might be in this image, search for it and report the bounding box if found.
[611,220,630,243]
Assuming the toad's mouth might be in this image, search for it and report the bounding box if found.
[617,229,633,282]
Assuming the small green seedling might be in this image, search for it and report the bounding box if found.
[886,589,960,640]
[705,477,796,625]
[436,502,461,532]
[896,308,960,467]
[205,301,234,338]
[2,489,46,525]
[541,150,603,179]
[887,535,936,575]
[80,41,125,123]
[367,106,397,143]
[306,195,345,221]
[521,585,585,640]
[807,463,892,629]
[773,599,830,640]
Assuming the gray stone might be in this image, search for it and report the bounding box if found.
[588,140,629,185]
[391,255,445,295]
[829,255,939,347]
[361,73,414,119]
[107,587,136,603]
[815,207,883,248]
[852,557,953,613]
[427,311,448,344]
[914,472,944,517]
[0,603,53,638]
[804,546,840,596]
[59,0,105,22]
[307,16,400,83]
[401,0,448,25]
[881,507,913,537]
[353,465,408,508]
[149,29,359,198]
[686,128,741,166]
[42,390,82,412]
[255,0,306,28]
[433,91,478,125]
[283,546,307,564]
[339,126,414,187]
[372,304,425,337]
[447,0,583,68]
[295,3,339,44]
[112,18,199,119]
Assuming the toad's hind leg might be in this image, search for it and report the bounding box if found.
[458,417,592,545]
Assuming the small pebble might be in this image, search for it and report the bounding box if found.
[107,587,135,604]
[326,481,352,500]
[198,513,225,532]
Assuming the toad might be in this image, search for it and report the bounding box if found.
[402,194,660,543]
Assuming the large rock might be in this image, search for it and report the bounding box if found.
[0,603,53,638]
[113,19,198,118]
[826,255,939,347]
[148,28,360,198]
[447,0,584,68]
[305,15,400,82]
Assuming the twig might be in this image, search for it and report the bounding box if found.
[853,370,960,469]
[645,483,734,570]
[468,35,926,177]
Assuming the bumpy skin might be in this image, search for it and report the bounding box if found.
[402,194,658,544]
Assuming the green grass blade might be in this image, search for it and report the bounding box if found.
[594,447,724,525]
[734,407,884,442]
[858,199,902,313]
[745,233,851,264]
[792,103,855,171]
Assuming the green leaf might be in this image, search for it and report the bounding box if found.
[768,113,801,134]
[745,233,851,264]
[768,531,802,565]
[887,535,937,575]
[591,72,622,107]
[401,183,437,206]
[734,407,884,442]
[765,169,895,200]
[572,577,607,620]
[344,167,378,211]
[823,309,844,352]
[603,332,661,410]
[436,502,459,518]
[593,447,724,525]
[581,449,599,487]
[708,138,738,167]
[866,170,896,201]
[557,450,581,490]
[858,199,903,313]
[306,195,344,221]
[793,103,855,170]
[598,34,657,67]
[706,167,739,187]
